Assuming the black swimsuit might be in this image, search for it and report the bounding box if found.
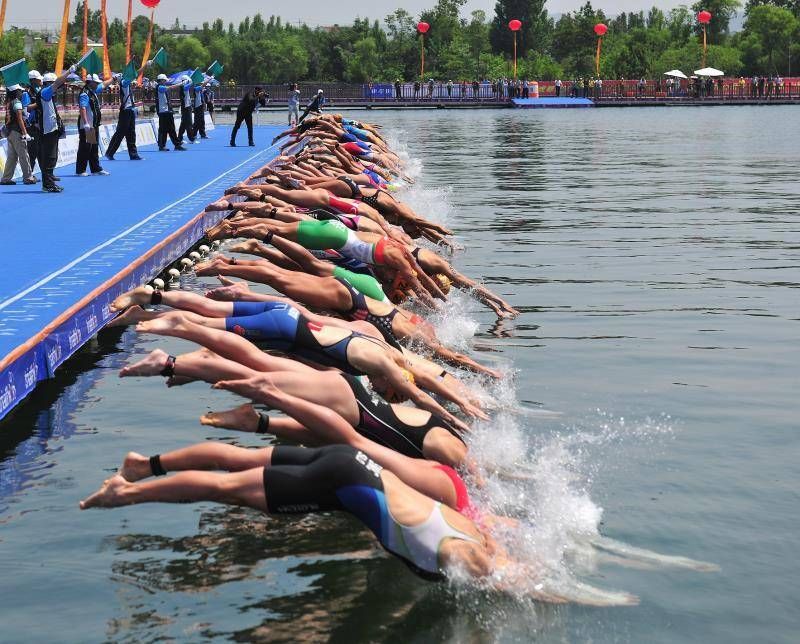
[292,314,363,375]
[340,373,464,457]
[333,277,403,349]
[337,175,362,199]
[360,188,391,210]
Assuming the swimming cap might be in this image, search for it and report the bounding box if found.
[434,273,452,295]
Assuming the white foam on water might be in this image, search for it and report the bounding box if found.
[387,132,716,606]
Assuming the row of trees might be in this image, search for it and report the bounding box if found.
[1,0,798,82]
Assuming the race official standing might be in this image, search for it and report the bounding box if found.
[229,87,266,147]
[76,73,116,176]
[36,67,73,193]
[23,70,43,178]
[177,75,196,144]
[191,77,210,139]
[104,59,151,161]
[0,84,36,185]
[287,83,300,125]
[155,73,187,151]
[298,89,324,124]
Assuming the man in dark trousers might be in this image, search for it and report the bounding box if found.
[298,89,324,123]
[105,59,150,161]
[36,68,72,192]
[23,70,43,176]
[76,73,116,176]
[177,75,196,145]
[155,73,187,151]
[230,87,266,146]
[192,77,210,139]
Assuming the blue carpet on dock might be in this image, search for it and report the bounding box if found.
[0,124,282,421]
[512,97,594,108]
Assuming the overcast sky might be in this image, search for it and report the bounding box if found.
[8,0,689,32]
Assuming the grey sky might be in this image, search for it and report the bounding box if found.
[7,0,688,33]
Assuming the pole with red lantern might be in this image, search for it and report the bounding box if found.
[508,19,522,81]
[82,0,88,80]
[417,21,429,80]
[126,0,133,63]
[594,23,607,77]
[697,10,711,68]
[139,0,160,84]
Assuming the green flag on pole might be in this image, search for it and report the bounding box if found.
[76,49,103,75]
[152,47,168,69]
[207,60,223,77]
[190,68,205,85]
[0,58,30,87]
[122,59,138,82]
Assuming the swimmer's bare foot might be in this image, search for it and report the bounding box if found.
[200,403,260,432]
[205,198,231,212]
[194,256,233,276]
[205,221,238,242]
[135,314,186,337]
[205,277,253,301]
[118,451,151,482]
[224,181,248,195]
[79,474,131,509]
[120,348,171,378]
[111,285,154,312]
[227,239,263,255]
[108,305,156,327]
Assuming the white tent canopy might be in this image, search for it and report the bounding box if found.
[664,69,688,79]
[694,67,724,77]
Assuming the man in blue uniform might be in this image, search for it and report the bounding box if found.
[76,73,116,177]
[104,59,151,162]
[177,75,196,145]
[23,70,43,179]
[37,68,73,192]
[155,73,187,152]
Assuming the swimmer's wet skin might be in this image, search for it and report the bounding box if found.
[83,114,717,606]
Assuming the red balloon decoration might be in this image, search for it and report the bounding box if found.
[508,19,522,32]
[141,0,160,8]
[417,21,430,34]
[594,23,608,36]
[697,10,712,24]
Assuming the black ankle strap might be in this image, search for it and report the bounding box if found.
[149,454,167,476]
[160,355,176,377]
[263,231,274,245]
[256,412,270,434]
[150,290,163,305]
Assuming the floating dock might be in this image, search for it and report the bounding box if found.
[512,97,595,108]
[0,122,283,421]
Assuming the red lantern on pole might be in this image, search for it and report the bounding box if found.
[697,11,712,67]
[508,19,522,81]
[594,24,607,77]
[417,22,429,81]
[141,0,160,7]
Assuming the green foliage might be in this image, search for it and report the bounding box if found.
[0,0,795,82]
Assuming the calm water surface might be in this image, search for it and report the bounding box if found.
[1,107,798,642]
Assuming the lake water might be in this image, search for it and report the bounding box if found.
[1,107,798,642]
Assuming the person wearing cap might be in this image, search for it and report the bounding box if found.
[191,76,211,140]
[35,67,73,192]
[1,84,36,185]
[105,59,151,162]
[76,73,116,176]
[177,74,196,145]
[23,70,44,179]
[287,83,301,126]
[298,89,325,124]
[230,87,266,147]
[155,72,187,152]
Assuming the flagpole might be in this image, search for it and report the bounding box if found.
[55,0,72,74]
[125,0,133,63]
[100,0,111,78]
[0,0,8,38]
[138,8,155,84]
[82,0,88,80]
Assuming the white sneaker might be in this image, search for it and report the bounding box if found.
[191,139,200,144]
[76,172,89,177]
[92,170,110,176]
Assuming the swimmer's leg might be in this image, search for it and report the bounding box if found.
[118,443,273,482]
[80,468,267,511]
